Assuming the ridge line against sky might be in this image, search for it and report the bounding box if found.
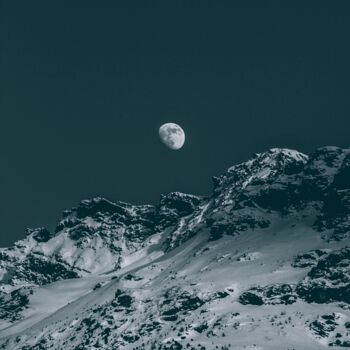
[1,1,350,246]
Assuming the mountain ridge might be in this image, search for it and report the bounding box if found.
[0,146,350,349]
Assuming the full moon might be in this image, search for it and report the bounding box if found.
[159,123,185,150]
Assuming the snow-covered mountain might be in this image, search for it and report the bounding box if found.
[0,146,349,350]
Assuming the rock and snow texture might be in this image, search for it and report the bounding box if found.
[0,146,350,349]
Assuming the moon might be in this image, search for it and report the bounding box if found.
[159,123,185,150]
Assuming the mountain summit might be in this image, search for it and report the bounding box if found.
[0,147,350,349]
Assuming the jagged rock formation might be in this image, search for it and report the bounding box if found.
[239,284,298,305]
[297,247,350,304]
[0,194,203,293]
[0,146,349,349]
[239,246,350,306]
[309,313,350,347]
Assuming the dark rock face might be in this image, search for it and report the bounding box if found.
[306,148,350,241]
[76,197,129,219]
[0,287,33,322]
[57,197,157,243]
[292,249,329,268]
[123,274,143,281]
[1,253,79,288]
[68,223,96,241]
[159,192,202,216]
[161,288,205,321]
[206,149,310,242]
[212,148,308,196]
[309,313,339,338]
[301,147,346,199]
[239,284,298,305]
[156,192,203,229]
[138,321,162,336]
[333,153,350,191]
[297,248,350,304]
[240,247,350,306]
[309,313,350,347]
[15,255,79,285]
[210,147,350,242]
[0,198,160,291]
[193,323,209,333]
[158,193,205,252]
[315,196,350,241]
[159,340,183,350]
[0,191,205,309]
[113,289,133,310]
[239,290,264,306]
[209,214,270,241]
[29,228,53,243]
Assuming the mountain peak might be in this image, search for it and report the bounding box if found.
[227,148,308,175]
[266,147,308,161]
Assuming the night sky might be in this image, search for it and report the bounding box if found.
[1,1,350,246]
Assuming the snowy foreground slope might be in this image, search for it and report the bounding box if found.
[0,147,350,350]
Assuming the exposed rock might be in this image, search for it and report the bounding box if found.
[156,192,203,233]
[297,248,350,304]
[28,228,53,243]
[0,287,33,321]
[309,313,350,347]
[292,249,329,268]
[239,284,298,305]
[161,288,205,321]
[309,313,339,338]
[113,289,133,309]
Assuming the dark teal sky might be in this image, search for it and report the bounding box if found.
[1,1,350,246]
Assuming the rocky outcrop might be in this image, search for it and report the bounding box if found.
[292,249,330,268]
[0,196,191,291]
[239,284,298,305]
[0,287,33,322]
[240,247,350,306]
[297,248,350,304]
[309,313,350,347]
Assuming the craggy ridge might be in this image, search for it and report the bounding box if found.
[0,146,350,349]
